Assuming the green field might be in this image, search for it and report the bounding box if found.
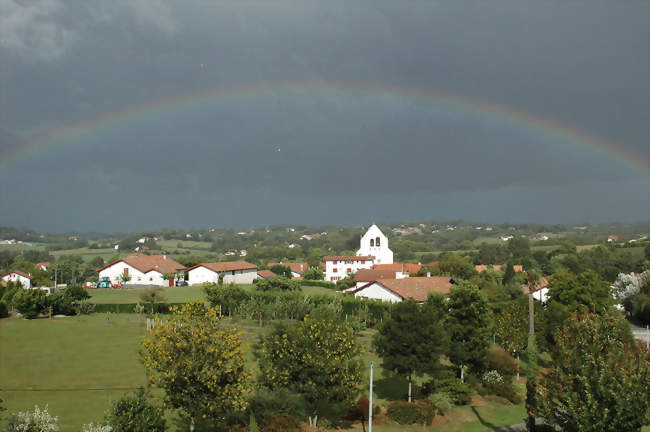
[1,313,531,432]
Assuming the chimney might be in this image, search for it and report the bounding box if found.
[426,272,431,278]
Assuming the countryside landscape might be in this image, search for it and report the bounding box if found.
[1,0,649,431]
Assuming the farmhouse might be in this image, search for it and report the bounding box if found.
[1,270,33,288]
[521,277,550,303]
[97,254,185,286]
[352,268,398,288]
[324,256,374,281]
[351,277,454,303]
[35,262,51,271]
[269,262,309,278]
[357,224,393,264]
[186,261,258,285]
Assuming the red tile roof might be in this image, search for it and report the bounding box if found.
[475,264,523,273]
[35,262,51,268]
[96,254,185,274]
[186,261,257,273]
[269,262,309,275]
[373,263,423,274]
[354,277,453,302]
[323,256,373,261]
[257,270,275,278]
[521,277,549,294]
[1,270,33,279]
[353,269,397,282]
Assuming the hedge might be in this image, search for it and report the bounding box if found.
[298,280,336,289]
[93,302,190,314]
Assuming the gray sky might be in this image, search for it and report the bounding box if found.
[1,0,648,233]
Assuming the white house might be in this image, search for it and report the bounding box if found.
[357,224,393,265]
[1,270,33,288]
[35,262,51,271]
[323,256,374,281]
[521,278,550,303]
[269,262,309,278]
[97,254,185,286]
[350,277,454,303]
[186,261,258,285]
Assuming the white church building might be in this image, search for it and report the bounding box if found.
[357,224,393,265]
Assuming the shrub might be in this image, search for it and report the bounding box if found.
[104,388,165,432]
[427,379,473,405]
[386,401,435,425]
[256,276,300,292]
[65,285,91,301]
[428,392,452,415]
[488,346,518,379]
[258,415,300,432]
[83,424,113,432]
[0,300,8,318]
[12,289,48,319]
[7,405,59,431]
[482,370,504,387]
[75,300,96,315]
[480,370,522,404]
[247,387,308,421]
[302,267,324,281]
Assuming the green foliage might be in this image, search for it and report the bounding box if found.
[302,267,324,280]
[446,282,493,375]
[431,254,476,280]
[48,286,92,316]
[494,301,528,355]
[255,275,300,292]
[140,302,251,423]
[104,388,165,432]
[12,289,48,319]
[258,309,363,418]
[488,346,518,379]
[138,288,166,314]
[538,312,650,432]
[0,300,8,318]
[425,378,473,405]
[269,264,292,278]
[7,405,59,432]
[428,392,452,414]
[507,236,531,259]
[204,283,247,316]
[374,298,448,394]
[247,387,308,423]
[386,401,435,425]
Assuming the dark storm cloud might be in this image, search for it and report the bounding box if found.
[0,0,648,232]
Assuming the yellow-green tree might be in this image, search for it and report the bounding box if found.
[258,309,363,427]
[140,301,251,425]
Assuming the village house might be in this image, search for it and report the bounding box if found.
[350,277,454,303]
[257,269,276,279]
[1,270,33,288]
[323,256,374,281]
[357,224,393,265]
[269,262,309,278]
[97,254,185,286]
[352,268,399,288]
[521,277,550,303]
[35,262,51,271]
[186,261,258,285]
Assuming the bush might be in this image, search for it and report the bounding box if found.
[258,415,300,432]
[7,405,59,431]
[256,276,300,292]
[427,378,473,405]
[104,388,165,432]
[299,279,335,288]
[83,424,113,432]
[428,392,452,415]
[0,300,8,318]
[65,285,91,301]
[302,267,324,281]
[247,387,308,422]
[75,300,96,315]
[488,346,518,379]
[12,289,48,319]
[386,401,436,425]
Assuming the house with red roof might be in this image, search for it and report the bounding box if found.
[323,256,374,281]
[186,261,258,285]
[352,268,398,288]
[350,277,454,303]
[97,254,185,286]
[257,269,276,279]
[1,270,33,288]
[268,262,309,278]
[35,262,51,271]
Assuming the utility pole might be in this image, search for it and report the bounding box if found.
[528,292,534,345]
[368,361,374,432]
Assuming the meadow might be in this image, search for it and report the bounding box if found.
[0,312,529,432]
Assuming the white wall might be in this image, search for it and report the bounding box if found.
[353,282,402,303]
[1,273,31,288]
[534,288,549,303]
[325,258,373,282]
[98,262,168,286]
[187,266,258,285]
[357,224,394,264]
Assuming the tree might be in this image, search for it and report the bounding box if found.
[140,302,251,425]
[507,236,531,259]
[258,309,363,426]
[538,312,650,432]
[302,267,324,280]
[12,289,48,319]
[374,297,448,402]
[547,269,613,315]
[139,288,166,314]
[120,271,131,287]
[104,388,165,432]
[446,282,493,380]
[7,405,59,432]
[432,254,476,280]
[255,275,300,292]
[494,301,528,376]
[269,264,292,278]
[502,262,516,286]
[204,283,248,316]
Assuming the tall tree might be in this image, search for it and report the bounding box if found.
[140,301,251,427]
[258,309,362,427]
[374,296,449,402]
[446,282,493,380]
[538,312,650,432]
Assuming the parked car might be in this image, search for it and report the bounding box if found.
[175,279,188,287]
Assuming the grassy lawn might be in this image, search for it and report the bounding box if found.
[158,240,212,250]
[0,313,532,432]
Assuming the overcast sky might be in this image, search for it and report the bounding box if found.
[0,0,648,233]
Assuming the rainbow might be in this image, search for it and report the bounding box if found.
[1,81,648,174]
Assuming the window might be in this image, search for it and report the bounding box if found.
[231,271,235,275]
[124,267,129,275]
[376,237,381,247]
[333,268,338,273]
[347,268,352,273]
[361,260,365,264]
[370,239,374,247]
